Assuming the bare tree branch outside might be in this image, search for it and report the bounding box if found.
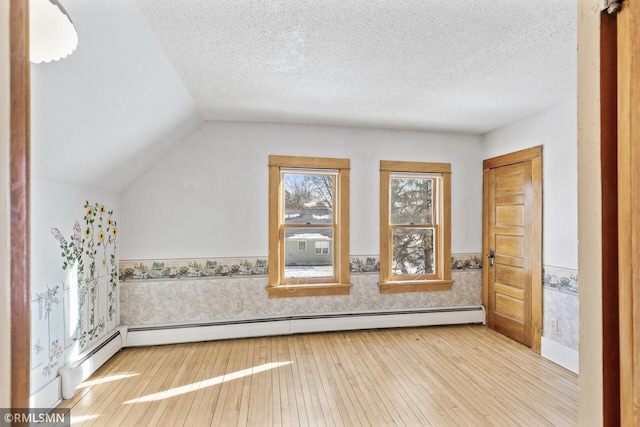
[390,177,435,275]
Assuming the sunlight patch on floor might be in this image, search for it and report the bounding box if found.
[70,414,99,424]
[77,373,139,388]
[124,361,292,404]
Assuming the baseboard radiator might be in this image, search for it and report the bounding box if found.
[58,326,127,399]
[125,306,486,347]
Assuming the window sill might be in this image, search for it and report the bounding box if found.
[378,280,453,294]
[266,282,352,298]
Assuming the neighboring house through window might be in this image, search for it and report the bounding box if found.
[379,160,452,293]
[268,155,351,297]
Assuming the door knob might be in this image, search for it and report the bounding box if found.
[487,250,495,267]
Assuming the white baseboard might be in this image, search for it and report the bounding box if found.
[58,327,126,400]
[290,308,484,334]
[29,377,61,409]
[126,307,485,347]
[541,336,579,374]
[126,320,291,347]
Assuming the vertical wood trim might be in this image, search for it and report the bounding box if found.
[530,156,543,353]
[379,169,390,283]
[617,1,640,424]
[339,167,350,284]
[522,161,534,348]
[482,169,490,314]
[441,171,452,281]
[10,0,30,410]
[267,164,280,288]
[600,10,620,427]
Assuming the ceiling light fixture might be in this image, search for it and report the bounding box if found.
[30,0,78,63]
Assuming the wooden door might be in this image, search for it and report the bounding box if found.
[483,147,542,351]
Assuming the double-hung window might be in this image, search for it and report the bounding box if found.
[379,161,452,293]
[268,155,351,298]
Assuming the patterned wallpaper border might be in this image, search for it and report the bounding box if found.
[119,253,483,281]
[543,265,578,295]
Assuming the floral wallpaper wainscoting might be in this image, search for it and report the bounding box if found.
[31,201,119,394]
[543,265,579,351]
[119,253,483,326]
[118,253,482,282]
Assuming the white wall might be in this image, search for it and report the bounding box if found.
[30,178,119,399]
[31,179,120,292]
[0,0,11,409]
[482,99,578,270]
[577,0,604,423]
[120,121,483,260]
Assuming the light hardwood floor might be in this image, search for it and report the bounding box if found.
[58,325,578,426]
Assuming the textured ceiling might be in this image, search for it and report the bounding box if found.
[135,0,577,133]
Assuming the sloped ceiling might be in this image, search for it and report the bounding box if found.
[31,0,576,192]
[30,0,204,192]
[135,0,577,133]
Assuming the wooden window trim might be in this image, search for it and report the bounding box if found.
[379,160,452,293]
[267,155,351,298]
[379,280,453,294]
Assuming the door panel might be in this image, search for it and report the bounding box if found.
[495,172,525,195]
[495,205,524,227]
[495,264,524,288]
[495,293,524,320]
[483,147,542,349]
[495,235,524,258]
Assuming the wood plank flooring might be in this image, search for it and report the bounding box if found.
[57,325,578,426]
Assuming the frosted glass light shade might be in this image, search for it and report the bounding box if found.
[30,0,78,63]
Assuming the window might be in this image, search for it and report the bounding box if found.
[268,155,351,298]
[379,161,452,293]
[315,241,330,254]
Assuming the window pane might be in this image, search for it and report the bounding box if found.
[390,177,433,225]
[284,173,334,224]
[315,241,330,254]
[284,228,334,278]
[392,228,435,276]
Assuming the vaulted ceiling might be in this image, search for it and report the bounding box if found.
[30,0,576,192]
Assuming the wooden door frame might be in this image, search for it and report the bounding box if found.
[616,1,640,424]
[482,146,543,353]
[10,0,31,410]
[599,10,620,427]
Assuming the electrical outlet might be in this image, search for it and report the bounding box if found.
[234,300,242,311]
[551,319,559,332]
